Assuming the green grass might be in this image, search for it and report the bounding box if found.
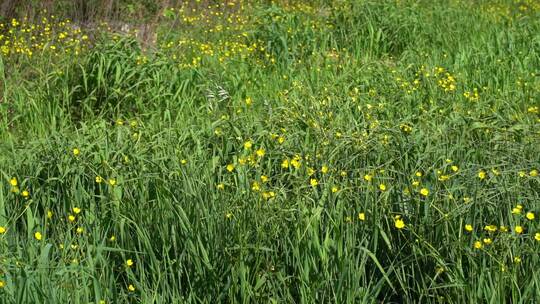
[0,0,539,303]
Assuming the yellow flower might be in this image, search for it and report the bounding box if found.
[181,159,187,165]
[478,170,486,180]
[245,97,252,106]
[47,210,53,219]
[10,178,17,186]
[251,182,260,192]
[412,180,420,187]
[291,158,301,169]
[514,256,521,264]
[415,171,423,177]
[0,226,6,234]
[256,148,265,157]
[21,190,29,198]
[518,171,526,177]
[226,212,233,219]
[217,183,224,190]
[76,227,84,234]
[68,215,76,222]
[73,148,80,156]
[310,179,318,187]
[379,184,386,191]
[108,179,116,186]
[484,225,497,232]
[465,224,473,232]
[474,241,482,249]
[128,284,135,292]
[0,280,5,288]
[243,140,252,150]
[278,136,285,144]
[109,235,116,242]
[73,207,81,214]
[34,231,42,240]
[535,233,540,241]
[394,218,405,229]
[331,186,338,193]
[451,165,459,172]
[499,226,508,232]
[514,226,523,234]
[321,166,329,174]
[126,259,134,267]
[483,238,492,245]
[307,168,315,176]
[281,159,289,169]
[95,176,103,183]
[526,212,535,220]
[530,169,538,177]
[226,164,235,172]
[261,175,269,183]
[358,213,365,221]
[420,188,429,196]
[364,174,373,182]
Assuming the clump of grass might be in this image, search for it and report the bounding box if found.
[1,0,540,303]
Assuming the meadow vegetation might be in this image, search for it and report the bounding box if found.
[0,0,539,303]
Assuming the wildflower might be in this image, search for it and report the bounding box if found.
[484,225,497,232]
[358,213,365,221]
[256,148,265,157]
[128,284,136,292]
[321,165,329,174]
[331,186,338,193]
[364,174,373,182]
[281,159,289,169]
[76,227,84,234]
[451,165,459,172]
[261,175,269,183]
[0,226,6,234]
[226,164,235,172]
[500,226,509,232]
[278,136,285,144]
[108,179,116,186]
[9,178,17,186]
[68,215,76,222]
[72,207,81,214]
[465,224,473,232]
[307,168,315,176]
[95,176,103,183]
[394,217,405,229]
[483,238,492,245]
[126,259,134,267]
[310,179,318,187]
[252,182,260,192]
[226,212,233,219]
[530,169,538,177]
[474,241,483,249]
[245,97,252,106]
[412,181,420,187]
[415,171,423,177]
[73,148,80,156]
[109,235,116,242]
[420,188,429,196]
[478,170,486,180]
[291,157,301,169]
[21,190,29,198]
[244,141,252,150]
[34,231,42,240]
[514,226,523,234]
[0,280,5,288]
[514,256,521,264]
[379,184,386,191]
[181,159,187,165]
[217,183,224,190]
[47,210,53,219]
[518,171,526,177]
[526,212,535,220]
